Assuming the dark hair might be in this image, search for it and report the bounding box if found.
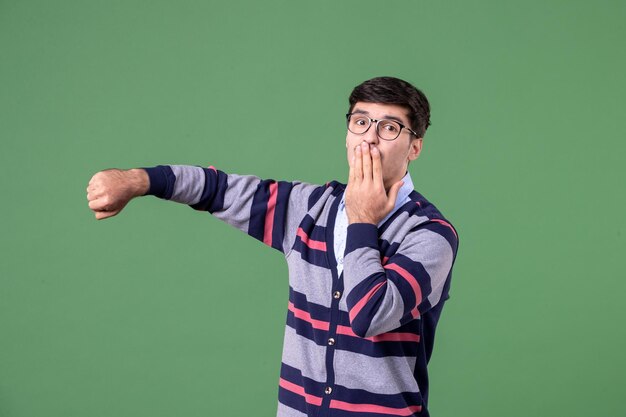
[348,76,431,138]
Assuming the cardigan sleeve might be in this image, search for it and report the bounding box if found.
[342,220,459,338]
[143,164,323,254]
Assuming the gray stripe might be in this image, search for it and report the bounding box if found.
[380,211,430,245]
[408,228,454,308]
[281,326,326,384]
[277,402,308,417]
[212,173,259,234]
[287,254,333,308]
[169,165,206,205]
[334,349,419,395]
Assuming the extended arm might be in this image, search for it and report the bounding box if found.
[86,165,323,254]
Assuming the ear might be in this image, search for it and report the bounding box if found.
[407,138,423,161]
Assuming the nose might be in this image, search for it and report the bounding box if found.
[362,121,380,145]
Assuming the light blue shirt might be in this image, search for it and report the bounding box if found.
[334,172,415,276]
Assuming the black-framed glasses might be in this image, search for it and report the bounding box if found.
[346,113,418,141]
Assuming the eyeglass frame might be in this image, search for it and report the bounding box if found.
[345,112,419,141]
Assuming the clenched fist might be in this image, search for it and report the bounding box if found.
[86,168,149,220]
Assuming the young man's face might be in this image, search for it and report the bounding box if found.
[346,102,423,191]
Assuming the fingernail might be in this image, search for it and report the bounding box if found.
[371,147,378,154]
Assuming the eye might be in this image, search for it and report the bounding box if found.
[380,120,400,133]
[354,117,368,126]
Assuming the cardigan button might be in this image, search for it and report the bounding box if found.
[333,291,341,299]
[325,386,333,395]
[328,338,335,346]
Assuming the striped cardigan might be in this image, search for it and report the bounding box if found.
[144,164,459,417]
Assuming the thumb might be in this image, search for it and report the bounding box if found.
[387,181,404,208]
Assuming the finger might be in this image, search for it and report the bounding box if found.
[348,148,356,182]
[361,142,373,182]
[86,190,100,201]
[354,144,363,180]
[89,198,110,211]
[95,210,118,220]
[386,180,404,209]
[371,146,383,186]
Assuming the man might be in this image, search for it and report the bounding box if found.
[87,76,459,417]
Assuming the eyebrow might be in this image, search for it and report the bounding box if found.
[351,109,408,125]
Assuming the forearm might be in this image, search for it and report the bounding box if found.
[342,223,455,338]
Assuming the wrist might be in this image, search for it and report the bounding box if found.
[128,168,150,197]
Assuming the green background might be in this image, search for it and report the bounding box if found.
[1,0,624,416]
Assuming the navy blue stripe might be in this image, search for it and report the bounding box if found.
[189,167,226,212]
[280,362,326,395]
[143,165,175,199]
[247,179,274,242]
[379,239,400,258]
[208,169,228,212]
[307,184,328,210]
[287,312,330,345]
[278,387,312,415]
[329,181,345,197]
[321,189,342,415]
[345,223,379,255]
[331,383,423,411]
[279,363,325,415]
[298,215,326,238]
[290,288,331,320]
[271,182,293,252]
[278,388,320,416]
[292,239,330,268]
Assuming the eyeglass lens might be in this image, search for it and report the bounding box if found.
[347,115,402,140]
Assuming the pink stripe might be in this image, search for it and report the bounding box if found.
[415,201,422,207]
[348,281,387,323]
[279,378,323,406]
[370,332,420,343]
[431,218,457,239]
[288,302,330,331]
[384,263,422,319]
[336,325,420,343]
[381,256,390,265]
[263,182,278,246]
[336,325,358,337]
[207,165,217,173]
[330,399,422,416]
[296,227,327,251]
